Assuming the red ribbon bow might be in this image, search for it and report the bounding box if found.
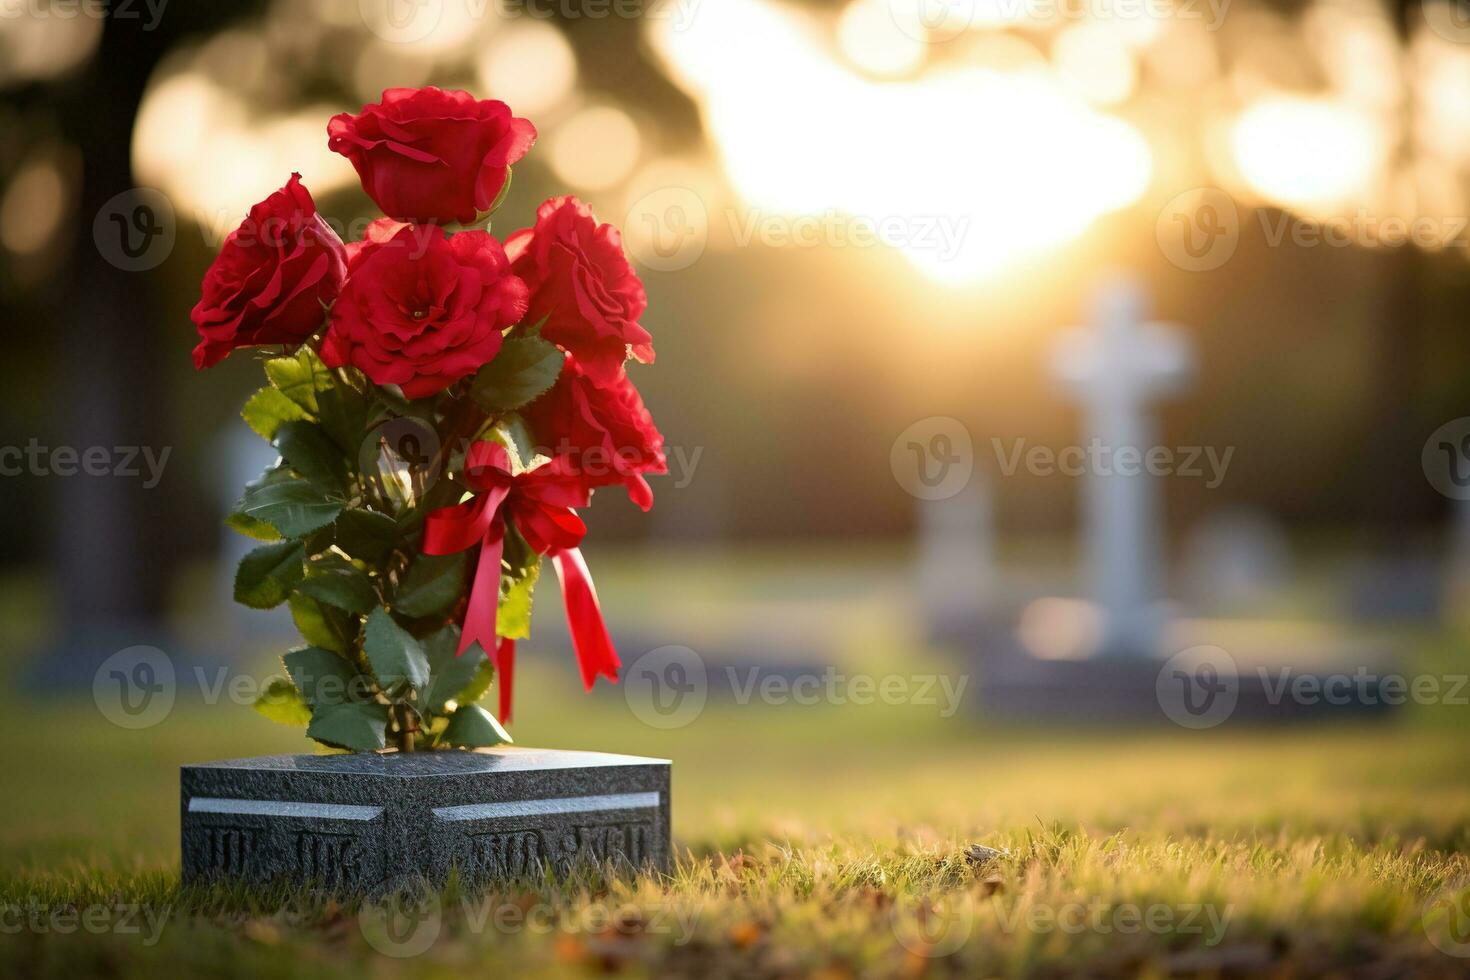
[422,441,619,722]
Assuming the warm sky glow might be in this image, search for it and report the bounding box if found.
[647,0,1153,285]
[1230,97,1382,209]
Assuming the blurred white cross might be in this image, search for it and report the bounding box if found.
[1052,277,1193,659]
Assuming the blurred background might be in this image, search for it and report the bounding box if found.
[2,0,1470,790]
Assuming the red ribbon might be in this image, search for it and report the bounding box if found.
[422,441,620,722]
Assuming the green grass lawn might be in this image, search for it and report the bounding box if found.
[3,630,1470,977]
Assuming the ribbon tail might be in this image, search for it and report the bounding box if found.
[457,524,504,657]
[549,548,621,690]
[494,638,516,724]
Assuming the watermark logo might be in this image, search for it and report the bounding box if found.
[1423,0,1470,44]
[1156,644,1238,729]
[359,416,441,501]
[94,187,175,272]
[1424,887,1470,958]
[1157,187,1239,272]
[359,0,445,44]
[890,891,975,957]
[93,646,176,730]
[891,416,974,500]
[624,186,709,272]
[1423,418,1470,500]
[623,645,708,729]
[359,884,443,957]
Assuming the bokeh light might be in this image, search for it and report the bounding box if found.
[474,20,579,118]
[1231,97,1382,208]
[549,105,642,192]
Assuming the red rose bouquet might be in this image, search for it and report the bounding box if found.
[192,87,665,753]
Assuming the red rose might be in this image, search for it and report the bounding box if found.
[327,87,536,226]
[524,355,666,510]
[190,174,345,369]
[321,220,528,399]
[505,196,653,387]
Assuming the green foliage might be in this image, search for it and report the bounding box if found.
[394,552,468,618]
[252,678,311,726]
[241,387,308,441]
[264,346,330,413]
[423,625,493,713]
[363,608,432,692]
[287,594,357,654]
[306,701,389,751]
[441,704,511,748]
[235,478,345,539]
[281,646,360,707]
[298,556,377,614]
[469,334,563,412]
[234,541,306,609]
[498,550,540,641]
[273,421,348,493]
[333,508,399,563]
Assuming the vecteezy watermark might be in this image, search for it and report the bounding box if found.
[1156,645,1470,729]
[93,187,176,271]
[886,0,1232,45]
[1422,0,1470,44]
[1423,886,1470,958]
[623,645,709,729]
[0,441,171,487]
[1156,645,1239,729]
[1155,187,1240,273]
[621,646,969,729]
[992,437,1233,488]
[891,416,975,501]
[726,209,970,263]
[891,893,1232,957]
[0,901,171,944]
[1158,187,1470,272]
[1422,417,1470,500]
[92,650,388,730]
[359,416,442,504]
[93,646,177,730]
[359,885,701,958]
[0,0,167,30]
[624,186,709,273]
[357,0,700,46]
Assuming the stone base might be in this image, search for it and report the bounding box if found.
[181,747,671,893]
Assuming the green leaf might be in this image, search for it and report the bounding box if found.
[274,421,347,493]
[442,703,511,748]
[234,540,306,609]
[298,558,377,614]
[307,701,390,751]
[237,478,344,539]
[497,414,539,472]
[423,625,493,713]
[283,646,362,707]
[241,387,309,441]
[469,335,564,413]
[486,166,514,217]
[288,593,355,653]
[265,346,330,413]
[225,510,283,542]
[316,383,373,456]
[363,608,431,692]
[394,552,468,618]
[498,553,540,641]
[334,508,401,563]
[253,677,312,726]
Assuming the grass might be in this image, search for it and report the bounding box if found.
[3,602,1470,976]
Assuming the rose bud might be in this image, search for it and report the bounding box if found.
[327,86,536,226]
[190,174,346,369]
